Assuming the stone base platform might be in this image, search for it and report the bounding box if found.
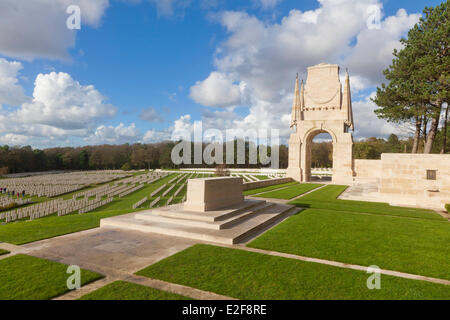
[100,200,300,245]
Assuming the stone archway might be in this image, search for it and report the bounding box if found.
[303,129,335,182]
[286,63,355,185]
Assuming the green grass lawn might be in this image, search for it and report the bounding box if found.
[289,185,444,220]
[0,249,9,256]
[137,244,450,300]
[248,208,450,280]
[0,174,177,245]
[257,183,322,199]
[79,281,192,300]
[243,181,299,196]
[0,254,102,300]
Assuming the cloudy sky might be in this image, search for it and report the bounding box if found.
[0,0,442,148]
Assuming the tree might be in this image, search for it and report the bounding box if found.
[407,2,449,153]
[372,49,425,153]
[373,1,449,153]
[441,104,449,153]
[386,134,402,153]
[121,162,132,171]
[311,142,332,168]
[78,150,89,169]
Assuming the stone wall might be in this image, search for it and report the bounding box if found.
[243,177,293,191]
[353,159,382,182]
[378,153,450,209]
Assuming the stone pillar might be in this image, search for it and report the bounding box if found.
[332,133,354,185]
[286,133,303,182]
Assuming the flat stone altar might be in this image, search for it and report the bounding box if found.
[101,176,299,244]
[184,177,244,212]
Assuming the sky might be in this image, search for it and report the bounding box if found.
[0,0,444,148]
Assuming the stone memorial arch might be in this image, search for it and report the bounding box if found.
[287,63,354,184]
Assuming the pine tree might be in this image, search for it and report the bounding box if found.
[373,1,449,153]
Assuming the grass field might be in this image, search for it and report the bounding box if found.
[137,244,450,300]
[257,183,322,199]
[248,208,450,280]
[0,249,9,256]
[0,174,177,244]
[289,185,444,220]
[0,254,102,300]
[243,181,299,196]
[79,281,191,300]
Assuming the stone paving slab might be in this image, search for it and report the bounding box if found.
[22,228,197,276]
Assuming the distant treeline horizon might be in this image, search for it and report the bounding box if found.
[0,131,448,175]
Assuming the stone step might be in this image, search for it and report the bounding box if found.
[134,202,275,230]
[150,199,266,222]
[100,203,299,245]
[232,206,299,244]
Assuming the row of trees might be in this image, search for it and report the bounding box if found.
[0,141,289,174]
[373,1,449,154]
[1,129,448,174]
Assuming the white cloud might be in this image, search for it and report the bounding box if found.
[0,0,109,60]
[0,58,27,106]
[0,133,29,146]
[86,123,141,144]
[190,72,243,107]
[16,72,116,130]
[254,0,282,10]
[148,0,191,17]
[140,107,164,123]
[171,114,195,138]
[0,65,118,146]
[142,129,171,143]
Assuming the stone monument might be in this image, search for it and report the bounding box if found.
[101,176,299,244]
[287,63,355,184]
[184,177,244,211]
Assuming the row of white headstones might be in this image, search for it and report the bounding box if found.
[0,195,32,207]
[0,172,168,223]
[0,171,132,197]
[132,172,209,210]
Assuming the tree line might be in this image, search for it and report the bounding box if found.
[0,128,448,174]
[0,141,288,174]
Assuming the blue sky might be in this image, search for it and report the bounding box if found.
[0,0,444,148]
